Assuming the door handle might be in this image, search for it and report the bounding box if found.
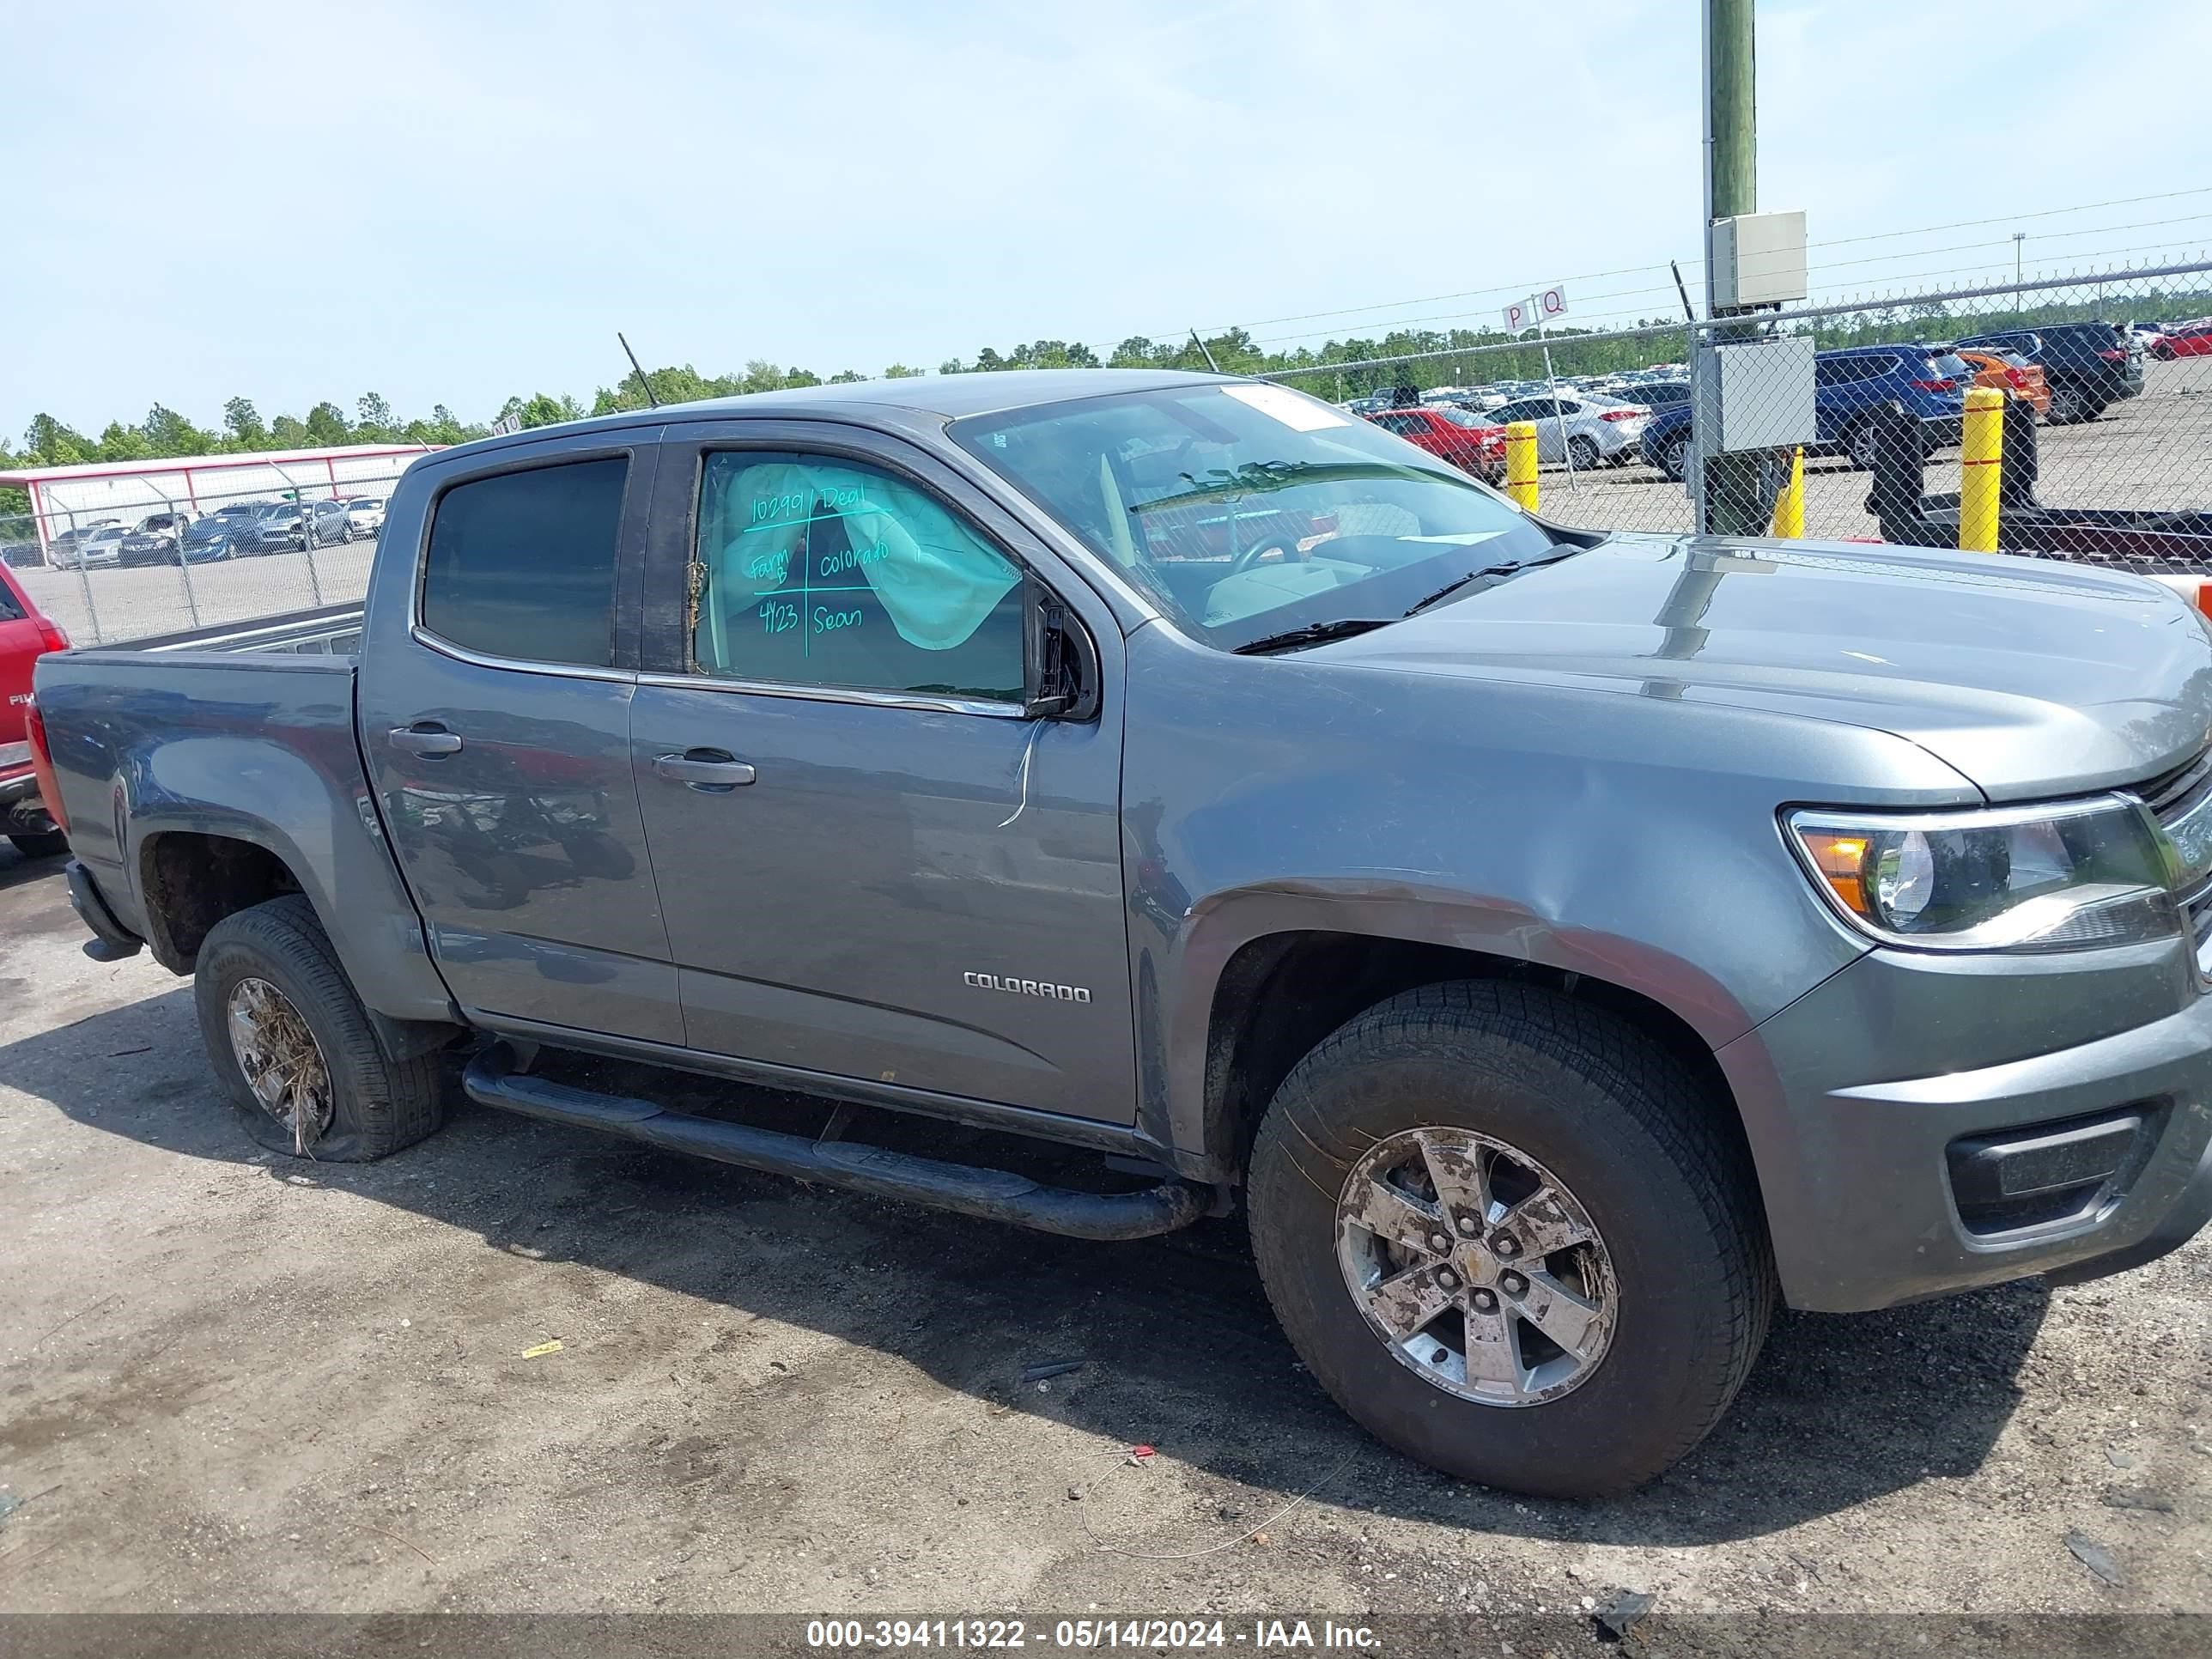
[653,749,757,789]
[389,723,464,757]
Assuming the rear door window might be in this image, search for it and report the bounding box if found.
[420,456,629,667]
[0,582,23,623]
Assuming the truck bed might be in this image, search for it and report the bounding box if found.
[84,601,366,658]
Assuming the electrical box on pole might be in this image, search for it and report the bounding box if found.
[1708,210,1808,309]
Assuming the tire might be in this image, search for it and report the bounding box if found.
[8,830,68,859]
[1656,434,1691,484]
[192,894,447,1161]
[2048,386,2085,425]
[1844,419,1881,471]
[1565,434,1601,471]
[1246,980,1775,1499]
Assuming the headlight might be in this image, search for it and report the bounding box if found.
[1785,797,2179,952]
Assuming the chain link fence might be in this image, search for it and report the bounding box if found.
[1,465,410,645]
[9,261,2212,649]
[1268,260,2212,573]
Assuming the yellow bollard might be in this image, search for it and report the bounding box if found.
[1504,421,1539,512]
[1769,446,1805,538]
[1960,386,2005,553]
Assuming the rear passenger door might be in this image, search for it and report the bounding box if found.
[359,434,683,1042]
[627,421,1135,1124]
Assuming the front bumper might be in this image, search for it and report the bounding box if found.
[1718,941,2212,1312]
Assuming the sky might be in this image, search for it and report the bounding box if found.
[6,0,2211,439]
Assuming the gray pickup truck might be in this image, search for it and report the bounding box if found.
[31,370,2212,1498]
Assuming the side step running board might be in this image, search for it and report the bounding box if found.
[461,1044,1210,1241]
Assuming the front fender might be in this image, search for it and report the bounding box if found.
[1148,881,1772,1173]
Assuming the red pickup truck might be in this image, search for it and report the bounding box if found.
[0,562,70,857]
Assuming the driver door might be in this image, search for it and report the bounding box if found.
[628,421,1137,1125]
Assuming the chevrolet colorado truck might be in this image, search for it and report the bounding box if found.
[31,370,2212,1498]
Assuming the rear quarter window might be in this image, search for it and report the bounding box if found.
[0,582,23,623]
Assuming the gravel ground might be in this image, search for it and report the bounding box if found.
[0,843,2205,1651]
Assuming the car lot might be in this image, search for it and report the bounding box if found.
[1434,355,2212,544]
[0,845,2204,1631]
[11,537,377,646]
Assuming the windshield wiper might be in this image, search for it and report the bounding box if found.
[1230,617,1396,656]
[1401,548,1586,617]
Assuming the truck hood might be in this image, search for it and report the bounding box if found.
[1320,533,2212,799]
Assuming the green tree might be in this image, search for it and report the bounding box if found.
[827,369,866,384]
[882,363,924,379]
[143,404,213,455]
[97,422,152,461]
[270,413,309,447]
[355,393,395,438]
[223,397,267,447]
[22,414,94,466]
[304,402,352,446]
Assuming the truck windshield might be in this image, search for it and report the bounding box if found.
[951,382,1559,651]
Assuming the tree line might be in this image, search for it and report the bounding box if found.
[7,285,2197,533]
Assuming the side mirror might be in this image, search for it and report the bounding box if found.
[1023,573,1100,721]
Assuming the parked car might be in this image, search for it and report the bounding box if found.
[46,520,124,565]
[174,517,247,563]
[243,501,350,553]
[1637,346,1971,481]
[0,561,69,857]
[118,512,192,566]
[213,500,276,525]
[33,368,2212,1501]
[343,497,387,538]
[54,526,129,569]
[1627,379,1691,409]
[2150,319,2212,361]
[1485,392,1650,468]
[1952,348,2051,419]
[1954,321,2143,423]
[1364,404,1509,483]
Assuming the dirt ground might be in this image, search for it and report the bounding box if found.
[0,842,2205,1649]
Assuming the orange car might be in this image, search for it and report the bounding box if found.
[1953,347,2051,418]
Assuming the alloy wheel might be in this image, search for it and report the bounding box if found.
[1335,1125,1618,1407]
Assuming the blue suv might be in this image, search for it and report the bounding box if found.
[1638,344,1974,482]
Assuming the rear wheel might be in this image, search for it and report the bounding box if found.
[1566,434,1601,471]
[192,895,446,1161]
[1656,434,1691,483]
[1247,981,1775,1498]
[8,830,68,859]
[2048,385,2087,424]
[1845,419,1882,471]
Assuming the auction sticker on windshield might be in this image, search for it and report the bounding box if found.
[1218,383,1349,431]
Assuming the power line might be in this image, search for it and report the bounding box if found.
[1091,185,2212,358]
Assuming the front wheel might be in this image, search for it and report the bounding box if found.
[192,895,447,1160]
[1247,981,1775,1498]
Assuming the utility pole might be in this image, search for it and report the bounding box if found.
[1698,0,1769,535]
[2013,232,2027,320]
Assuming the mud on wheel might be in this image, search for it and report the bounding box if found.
[1247,980,1776,1499]
[192,895,447,1161]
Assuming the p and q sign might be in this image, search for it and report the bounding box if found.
[1502,285,1570,333]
